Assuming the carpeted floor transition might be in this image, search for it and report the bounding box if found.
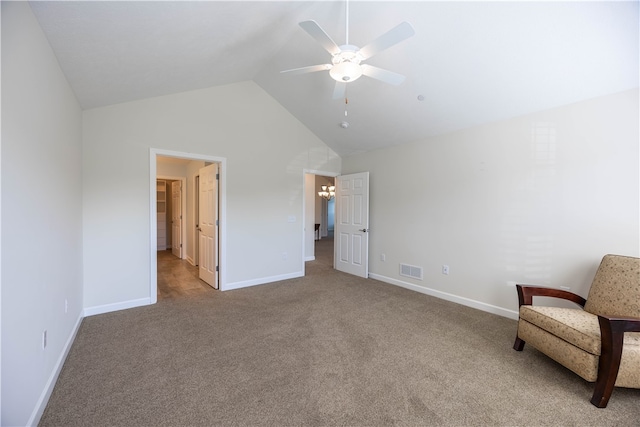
[40,244,639,426]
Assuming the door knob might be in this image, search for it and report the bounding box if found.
[358,228,369,232]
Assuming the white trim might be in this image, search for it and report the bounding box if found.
[83,297,151,317]
[150,153,158,304]
[186,256,196,266]
[369,273,519,320]
[302,169,339,276]
[150,148,228,297]
[305,256,316,262]
[224,272,303,291]
[27,312,83,427]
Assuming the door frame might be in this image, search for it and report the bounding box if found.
[157,175,187,259]
[150,148,227,304]
[302,169,339,276]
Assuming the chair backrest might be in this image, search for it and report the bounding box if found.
[584,254,640,317]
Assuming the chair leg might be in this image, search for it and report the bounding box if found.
[591,372,616,408]
[590,316,625,408]
[513,336,525,351]
[590,348,621,408]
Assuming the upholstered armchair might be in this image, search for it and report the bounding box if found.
[513,254,640,408]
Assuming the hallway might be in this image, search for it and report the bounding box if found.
[157,250,213,300]
[313,236,333,266]
[158,237,335,300]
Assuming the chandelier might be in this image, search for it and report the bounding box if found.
[318,185,335,200]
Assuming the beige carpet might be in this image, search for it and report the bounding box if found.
[40,240,639,426]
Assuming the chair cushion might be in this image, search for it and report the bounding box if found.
[517,319,599,381]
[519,306,601,354]
[518,318,640,387]
[618,342,640,388]
[584,254,640,318]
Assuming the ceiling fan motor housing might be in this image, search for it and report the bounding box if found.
[330,45,363,82]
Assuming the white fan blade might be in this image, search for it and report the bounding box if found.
[281,64,332,75]
[332,81,347,100]
[361,64,406,86]
[299,20,341,55]
[358,22,415,60]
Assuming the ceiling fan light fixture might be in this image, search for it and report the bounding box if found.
[329,61,363,82]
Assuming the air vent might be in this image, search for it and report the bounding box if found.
[400,263,423,280]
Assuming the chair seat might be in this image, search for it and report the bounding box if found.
[520,306,601,355]
[520,306,640,356]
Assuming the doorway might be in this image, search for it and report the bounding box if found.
[303,171,339,275]
[316,176,335,240]
[303,171,371,279]
[150,149,227,304]
[155,176,186,258]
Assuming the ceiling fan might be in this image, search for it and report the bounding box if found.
[281,1,415,100]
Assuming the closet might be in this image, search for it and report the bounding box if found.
[157,180,167,250]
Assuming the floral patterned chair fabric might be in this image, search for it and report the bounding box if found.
[513,254,640,408]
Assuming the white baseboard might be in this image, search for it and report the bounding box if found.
[369,273,519,320]
[28,312,83,426]
[223,271,304,291]
[305,256,315,261]
[83,297,152,317]
[186,256,196,266]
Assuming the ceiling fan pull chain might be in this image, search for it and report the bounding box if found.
[345,96,349,116]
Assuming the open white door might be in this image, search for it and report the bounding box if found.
[198,163,219,289]
[171,180,182,258]
[334,172,369,278]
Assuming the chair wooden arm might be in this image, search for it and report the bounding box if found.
[515,284,587,308]
[591,315,640,407]
[512,285,587,352]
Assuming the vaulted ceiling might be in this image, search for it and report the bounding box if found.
[30,1,639,156]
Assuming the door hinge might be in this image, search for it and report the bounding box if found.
[216,173,219,180]
[216,266,219,272]
[216,219,219,226]
[180,244,182,248]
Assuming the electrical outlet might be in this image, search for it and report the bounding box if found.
[380,253,386,262]
[42,330,47,350]
[65,299,68,314]
[282,252,288,261]
[442,265,450,275]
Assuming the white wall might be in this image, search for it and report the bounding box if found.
[157,160,187,178]
[343,89,639,318]
[82,81,341,310]
[1,2,84,425]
